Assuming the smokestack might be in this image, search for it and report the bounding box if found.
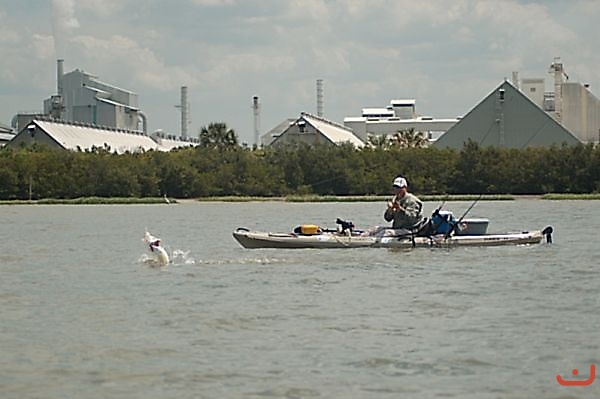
[175,86,189,138]
[252,96,260,147]
[181,86,189,138]
[57,59,64,96]
[50,59,65,119]
[316,79,323,117]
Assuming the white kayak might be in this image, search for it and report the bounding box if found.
[232,226,553,249]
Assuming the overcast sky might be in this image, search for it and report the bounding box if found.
[1,0,599,144]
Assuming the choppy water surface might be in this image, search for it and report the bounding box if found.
[1,200,599,398]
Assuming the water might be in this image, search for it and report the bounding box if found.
[1,200,599,398]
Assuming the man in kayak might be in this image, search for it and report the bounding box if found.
[384,176,425,230]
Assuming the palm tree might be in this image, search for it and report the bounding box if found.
[366,133,390,148]
[391,128,429,148]
[199,122,238,149]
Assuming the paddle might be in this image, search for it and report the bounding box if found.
[444,194,483,239]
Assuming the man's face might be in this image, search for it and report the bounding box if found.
[394,186,407,197]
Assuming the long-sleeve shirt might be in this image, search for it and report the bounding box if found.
[384,193,424,229]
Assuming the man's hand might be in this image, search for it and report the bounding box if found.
[388,200,405,213]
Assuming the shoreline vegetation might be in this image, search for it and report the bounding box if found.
[2,141,599,200]
[1,193,600,205]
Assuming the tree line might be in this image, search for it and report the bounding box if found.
[0,124,599,200]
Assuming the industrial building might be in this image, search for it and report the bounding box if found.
[560,82,600,143]
[7,118,197,153]
[29,59,147,134]
[6,59,198,152]
[6,57,597,152]
[261,118,296,146]
[343,99,460,142]
[270,112,364,148]
[513,58,600,144]
[436,58,599,149]
[434,80,581,149]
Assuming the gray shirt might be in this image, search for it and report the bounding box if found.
[384,192,424,229]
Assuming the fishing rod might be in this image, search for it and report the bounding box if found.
[444,194,483,239]
[432,195,448,217]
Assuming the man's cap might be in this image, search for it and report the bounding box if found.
[393,177,407,188]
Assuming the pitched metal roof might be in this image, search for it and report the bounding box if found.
[17,120,197,153]
[301,112,364,147]
[34,120,156,153]
[0,132,15,143]
[0,122,14,135]
[158,137,199,151]
[434,80,582,149]
[261,118,296,146]
[0,121,13,130]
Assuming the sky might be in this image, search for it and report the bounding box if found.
[1,0,599,145]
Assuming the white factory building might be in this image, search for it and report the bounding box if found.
[514,58,600,144]
[6,59,198,152]
[343,99,460,142]
[40,59,146,134]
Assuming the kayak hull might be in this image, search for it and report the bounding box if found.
[233,228,546,249]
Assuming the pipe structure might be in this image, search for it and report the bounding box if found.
[138,110,148,134]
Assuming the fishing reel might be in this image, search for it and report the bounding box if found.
[335,218,355,234]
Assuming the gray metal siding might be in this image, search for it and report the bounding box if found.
[435,81,581,149]
[562,83,600,143]
[271,122,334,146]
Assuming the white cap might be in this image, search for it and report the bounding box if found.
[392,177,407,188]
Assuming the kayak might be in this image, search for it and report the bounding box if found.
[232,226,553,249]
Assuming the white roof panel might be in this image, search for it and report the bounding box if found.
[158,138,198,151]
[36,120,157,153]
[33,120,196,153]
[343,116,367,122]
[84,86,111,96]
[362,107,393,114]
[0,132,15,142]
[97,97,138,110]
[390,99,416,105]
[302,113,364,148]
